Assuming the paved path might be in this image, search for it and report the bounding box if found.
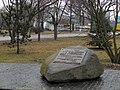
[0,34,87,41]
[0,63,120,90]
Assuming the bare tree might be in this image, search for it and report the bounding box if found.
[75,0,120,64]
[37,0,46,41]
[46,0,68,40]
[1,0,58,54]
[37,0,41,41]
[66,0,84,26]
[69,0,72,32]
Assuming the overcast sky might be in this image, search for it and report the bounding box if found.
[0,0,8,9]
[0,0,118,20]
[0,1,4,9]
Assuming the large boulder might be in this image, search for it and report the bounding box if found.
[40,46,104,82]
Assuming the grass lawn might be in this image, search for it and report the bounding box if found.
[0,36,120,68]
[0,37,89,63]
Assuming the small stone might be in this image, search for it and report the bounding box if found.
[40,46,104,82]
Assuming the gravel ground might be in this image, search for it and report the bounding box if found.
[0,63,120,90]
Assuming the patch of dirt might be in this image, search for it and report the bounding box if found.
[103,63,120,70]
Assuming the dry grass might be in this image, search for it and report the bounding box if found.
[0,37,88,63]
[0,36,120,66]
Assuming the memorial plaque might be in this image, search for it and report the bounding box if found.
[54,48,86,64]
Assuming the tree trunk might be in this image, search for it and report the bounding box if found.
[82,12,84,26]
[69,0,72,32]
[38,31,40,41]
[54,23,58,40]
[8,30,15,43]
[37,0,40,42]
[16,0,20,54]
[41,18,44,32]
[72,24,74,31]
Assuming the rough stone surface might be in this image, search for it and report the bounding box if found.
[0,63,41,90]
[41,46,104,82]
[0,63,120,90]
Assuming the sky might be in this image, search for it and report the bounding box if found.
[0,1,4,9]
[0,0,9,9]
[0,0,8,9]
[0,0,119,21]
[0,0,65,9]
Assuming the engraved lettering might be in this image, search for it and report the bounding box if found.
[53,48,86,64]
